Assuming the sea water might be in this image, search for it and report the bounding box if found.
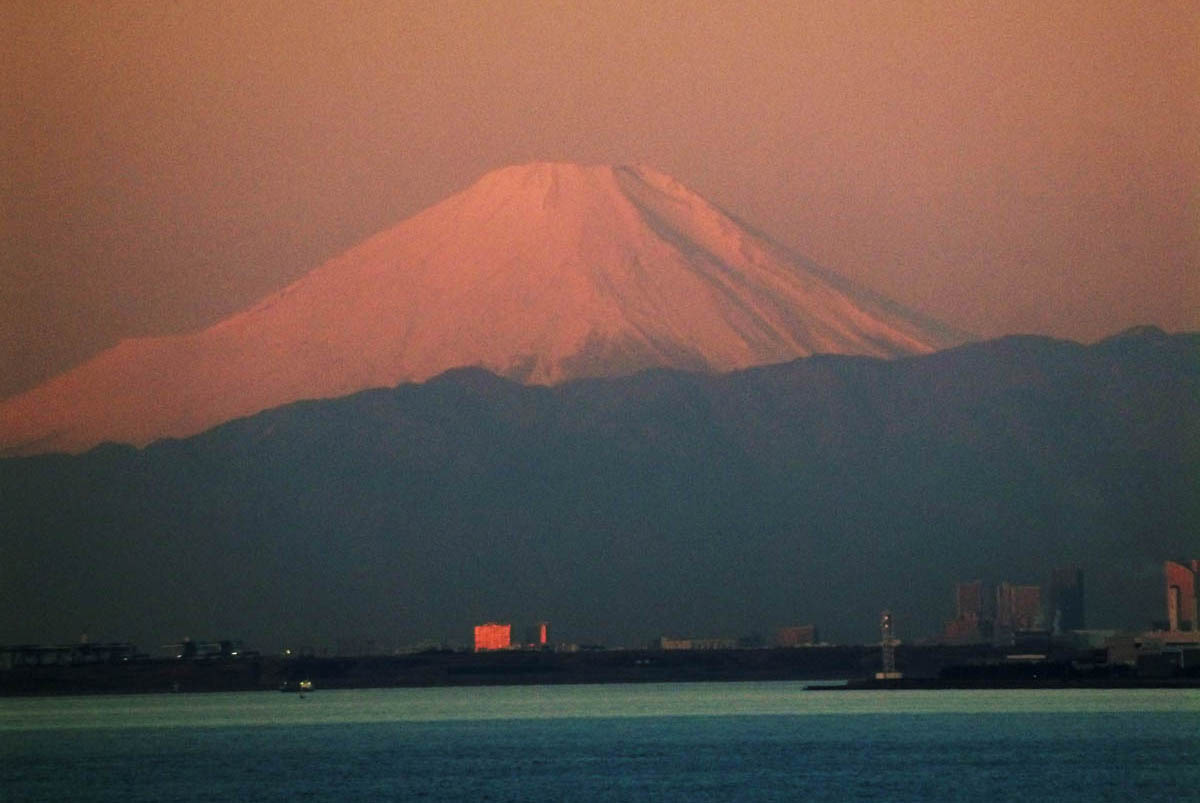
[2,683,1198,801]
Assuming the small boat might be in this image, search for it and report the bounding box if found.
[280,679,314,693]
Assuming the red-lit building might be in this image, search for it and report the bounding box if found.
[1166,560,1199,632]
[473,622,511,652]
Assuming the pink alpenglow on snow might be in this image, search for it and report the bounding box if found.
[0,163,964,455]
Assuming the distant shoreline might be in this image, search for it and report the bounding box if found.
[3,645,1197,697]
[810,677,1200,691]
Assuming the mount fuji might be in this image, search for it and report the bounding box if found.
[1,163,963,454]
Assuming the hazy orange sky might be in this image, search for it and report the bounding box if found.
[3,1,1197,397]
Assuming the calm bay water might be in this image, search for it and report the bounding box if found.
[2,683,1198,801]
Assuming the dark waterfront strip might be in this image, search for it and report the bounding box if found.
[3,644,1198,696]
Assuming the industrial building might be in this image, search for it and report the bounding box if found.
[473,622,511,652]
[655,637,739,650]
[774,625,819,647]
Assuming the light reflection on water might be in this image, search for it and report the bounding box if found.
[2,684,1199,802]
[2,681,1197,730]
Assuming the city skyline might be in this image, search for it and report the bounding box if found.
[12,559,1197,658]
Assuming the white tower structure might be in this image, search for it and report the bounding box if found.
[875,610,903,680]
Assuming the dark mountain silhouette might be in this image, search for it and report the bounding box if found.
[1,328,1196,648]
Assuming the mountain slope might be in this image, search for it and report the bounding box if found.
[0,163,962,455]
[1,329,1195,648]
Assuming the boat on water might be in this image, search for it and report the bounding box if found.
[280,679,313,693]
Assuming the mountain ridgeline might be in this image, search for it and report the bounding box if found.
[2,328,1196,648]
[0,163,962,455]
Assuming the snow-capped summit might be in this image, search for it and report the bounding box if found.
[0,162,963,454]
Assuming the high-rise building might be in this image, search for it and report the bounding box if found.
[1165,560,1199,632]
[943,580,990,644]
[1049,567,1085,633]
[473,622,511,652]
[955,580,985,621]
[995,583,1041,632]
